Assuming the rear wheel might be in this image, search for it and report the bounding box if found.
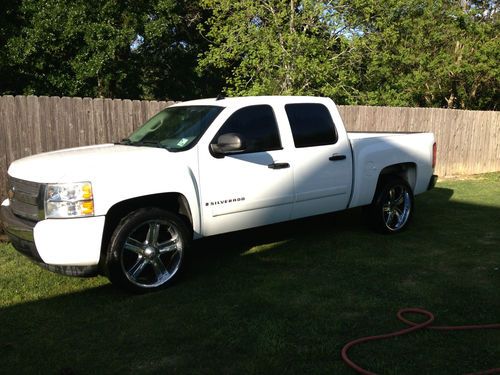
[105,208,191,292]
[368,176,414,234]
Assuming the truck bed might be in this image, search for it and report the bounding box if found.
[347,131,435,209]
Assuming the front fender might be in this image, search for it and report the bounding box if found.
[92,165,201,237]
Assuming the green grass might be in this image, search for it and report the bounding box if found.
[1,173,499,374]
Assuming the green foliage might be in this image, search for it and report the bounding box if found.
[198,0,499,108]
[5,0,146,98]
[346,0,500,109]
[2,0,219,100]
[197,0,359,102]
[138,0,223,100]
[0,0,24,95]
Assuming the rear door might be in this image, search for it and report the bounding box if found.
[284,103,353,219]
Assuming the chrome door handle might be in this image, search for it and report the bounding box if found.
[329,154,346,161]
[268,162,290,169]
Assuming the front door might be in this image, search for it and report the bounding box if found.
[198,105,294,236]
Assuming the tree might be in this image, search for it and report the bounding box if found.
[0,0,24,95]
[343,0,500,109]
[199,0,498,109]
[197,0,360,102]
[2,0,219,100]
[138,0,224,100]
[4,0,146,98]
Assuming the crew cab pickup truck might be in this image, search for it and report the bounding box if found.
[1,96,437,292]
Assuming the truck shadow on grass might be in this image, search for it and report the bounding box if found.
[1,187,499,375]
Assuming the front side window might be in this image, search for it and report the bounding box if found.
[285,103,338,148]
[125,105,224,151]
[213,105,282,154]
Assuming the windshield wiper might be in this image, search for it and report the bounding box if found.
[115,138,132,145]
[118,139,171,150]
[134,140,163,148]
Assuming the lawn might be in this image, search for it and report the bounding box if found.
[0,173,499,374]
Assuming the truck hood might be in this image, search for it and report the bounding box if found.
[8,144,175,183]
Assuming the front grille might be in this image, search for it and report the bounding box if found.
[9,176,43,222]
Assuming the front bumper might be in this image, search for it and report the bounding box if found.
[1,202,102,277]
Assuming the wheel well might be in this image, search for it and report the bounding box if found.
[98,193,192,273]
[378,163,417,191]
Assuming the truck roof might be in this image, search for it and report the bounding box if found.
[172,96,335,108]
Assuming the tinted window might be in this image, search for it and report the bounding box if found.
[214,105,281,154]
[285,103,338,148]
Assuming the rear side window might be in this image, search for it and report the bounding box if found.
[285,103,338,148]
[214,105,281,154]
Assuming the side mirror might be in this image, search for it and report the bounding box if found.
[210,133,246,157]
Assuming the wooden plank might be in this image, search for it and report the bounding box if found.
[491,112,500,172]
[93,98,105,144]
[481,110,496,172]
[68,96,79,148]
[103,98,114,143]
[72,96,85,147]
[3,96,17,193]
[429,108,444,176]
[472,110,482,173]
[447,108,458,175]
[462,110,473,174]
[50,96,61,151]
[141,100,150,126]
[82,97,95,146]
[132,100,143,131]
[14,96,31,159]
[122,99,134,139]
[63,96,74,148]
[112,98,125,142]
[53,96,63,150]
[39,96,54,152]
[0,97,9,199]
[147,100,160,119]
[26,95,43,155]
[2,95,20,198]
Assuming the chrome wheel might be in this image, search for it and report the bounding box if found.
[382,184,411,231]
[365,177,414,234]
[121,219,183,288]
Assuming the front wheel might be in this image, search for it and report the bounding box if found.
[105,208,191,292]
[368,176,414,234]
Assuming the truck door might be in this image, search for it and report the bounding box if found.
[284,103,353,219]
[198,105,294,236]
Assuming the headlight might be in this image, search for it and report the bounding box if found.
[45,182,94,218]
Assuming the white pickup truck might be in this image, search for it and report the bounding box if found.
[1,96,437,292]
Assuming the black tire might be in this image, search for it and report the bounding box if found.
[368,176,414,234]
[105,208,191,293]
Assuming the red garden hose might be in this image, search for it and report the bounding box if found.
[341,308,500,374]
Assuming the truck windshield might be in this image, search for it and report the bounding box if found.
[123,105,224,151]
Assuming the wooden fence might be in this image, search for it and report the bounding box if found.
[0,95,499,201]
